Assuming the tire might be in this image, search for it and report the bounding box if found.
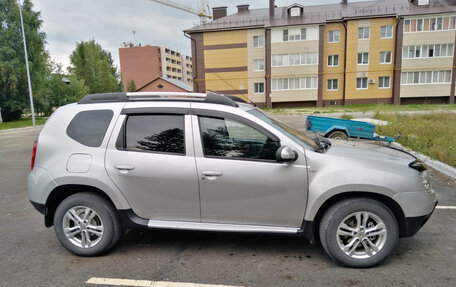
[327,131,348,140]
[53,192,122,256]
[319,198,399,268]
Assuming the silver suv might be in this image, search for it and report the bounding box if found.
[28,92,437,267]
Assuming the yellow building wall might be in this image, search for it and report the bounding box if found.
[202,30,248,93]
[345,18,396,100]
[203,30,247,45]
[205,71,248,92]
[323,22,346,101]
[204,48,247,69]
[345,20,360,100]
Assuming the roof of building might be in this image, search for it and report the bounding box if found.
[160,77,193,92]
[185,0,456,33]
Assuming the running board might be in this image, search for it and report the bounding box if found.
[147,220,300,234]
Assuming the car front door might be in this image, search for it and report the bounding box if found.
[105,109,200,222]
[192,111,308,228]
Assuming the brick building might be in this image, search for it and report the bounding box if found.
[119,45,193,92]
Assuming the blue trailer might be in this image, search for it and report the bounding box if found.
[306,115,394,142]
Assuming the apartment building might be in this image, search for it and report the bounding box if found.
[119,45,193,92]
[185,0,456,107]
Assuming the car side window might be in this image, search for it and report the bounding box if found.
[124,114,185,154]
[66,109,113,147]
[199,116,280,160]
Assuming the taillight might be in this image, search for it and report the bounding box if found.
[31,140,37,170]
[306,119,311,130]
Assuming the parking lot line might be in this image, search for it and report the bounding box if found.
[86,277,245,287]
[436,206,456,210]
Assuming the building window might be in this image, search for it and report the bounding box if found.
[283,28,306,41]
[253,59,264,71]
[327,79,338,91]
[272,77,318,91]
[290,7,301,17]
[356,77,368,89]
[272,53,318,67]
[401,70,451,85]
[402,44,454,59]
[416,19,423,31]
[380,26,393,38]
[327,55,339,67]
[254,83,264,93]
[358,27,370,39]
[253,36,264,48]
[379,51,392,64]
[328,30,340,43]
[378,76,391,88]
[357,52,369,65]
[405,16,456,33]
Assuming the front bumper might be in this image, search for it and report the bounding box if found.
[400,201,437,237]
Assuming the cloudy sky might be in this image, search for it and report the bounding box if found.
[33,0,352,71]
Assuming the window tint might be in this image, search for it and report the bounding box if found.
[199,117,280,161]
[125,115,185,154]
[66,110,113,147]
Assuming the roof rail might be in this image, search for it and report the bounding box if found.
[126,92,207,100]
[78,92,239,107]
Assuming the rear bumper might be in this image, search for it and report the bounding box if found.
[30,200,46,215]
[401,201,437,237]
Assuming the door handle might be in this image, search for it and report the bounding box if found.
[201,170,223,180]
[202,171,223,176]
[114,164,135,173]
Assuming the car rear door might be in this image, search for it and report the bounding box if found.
[105,105,200,221]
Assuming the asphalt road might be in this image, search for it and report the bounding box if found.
[1,125,455,287]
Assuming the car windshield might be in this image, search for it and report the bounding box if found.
[247,109,318,150]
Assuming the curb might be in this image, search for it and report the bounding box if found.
[391,142,456,180]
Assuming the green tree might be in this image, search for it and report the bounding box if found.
[0,0,49,121]
[126,79,137,92]
[35,62,89,116]
[68,40,121,94]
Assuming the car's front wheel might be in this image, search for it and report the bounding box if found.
[319,198,399,267]
[53,192,122,256]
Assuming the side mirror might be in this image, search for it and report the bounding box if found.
[276,146,298,163]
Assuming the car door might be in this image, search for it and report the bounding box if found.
[192,111,308,228]
[105,108,200,222]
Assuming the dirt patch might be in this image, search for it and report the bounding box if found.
[428,166,456,189]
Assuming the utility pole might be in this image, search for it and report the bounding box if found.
[18,0,36,127]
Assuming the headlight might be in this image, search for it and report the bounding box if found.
[420,170,434,194]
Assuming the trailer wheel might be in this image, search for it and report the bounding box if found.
[328,131,348,140]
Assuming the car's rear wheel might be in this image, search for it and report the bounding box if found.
[327,131,348,140]
[54,192,122,256]
[319,198,399,267]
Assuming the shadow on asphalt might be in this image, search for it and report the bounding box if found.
[113,228,326,260]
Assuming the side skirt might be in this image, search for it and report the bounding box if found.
[118,209,301,234]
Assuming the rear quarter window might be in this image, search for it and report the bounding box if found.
[66,110,114,147]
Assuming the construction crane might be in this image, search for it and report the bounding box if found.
[148,0,212,24]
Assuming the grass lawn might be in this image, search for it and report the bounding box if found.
[0,117,47,130]
[264,103,456,114]
[375,112,456,168]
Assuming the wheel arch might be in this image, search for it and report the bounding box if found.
[310,192,407,244]
[324,126,350,138]
[44,184,118,227]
